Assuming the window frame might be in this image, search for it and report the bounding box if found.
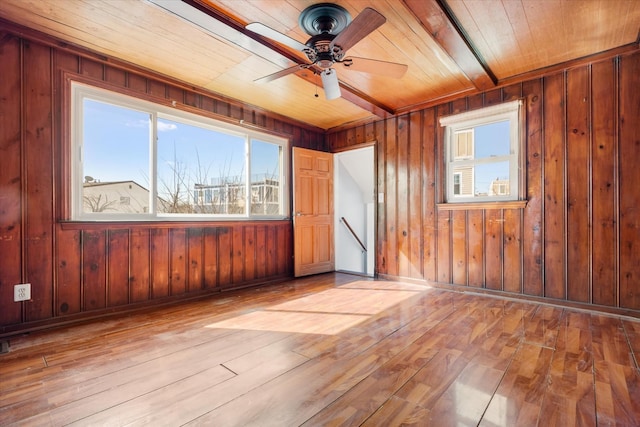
[440,99,524,205]
[70,81,289,221]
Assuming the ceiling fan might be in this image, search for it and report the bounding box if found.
[246,3,408,100]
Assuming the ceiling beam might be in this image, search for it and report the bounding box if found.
[402,0,496,91]
[152,0,391,118]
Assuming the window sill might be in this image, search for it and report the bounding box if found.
[59,218,291,230]
[437,200,527,211]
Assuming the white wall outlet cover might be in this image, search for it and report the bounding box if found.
[14,283,31,302]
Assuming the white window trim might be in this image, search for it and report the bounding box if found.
[440,100,522,203]
[71,82,289,221]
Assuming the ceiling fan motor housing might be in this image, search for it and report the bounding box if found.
[298,3,351,36]
[304,33,346,68]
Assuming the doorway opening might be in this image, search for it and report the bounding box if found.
[334,145,375,276]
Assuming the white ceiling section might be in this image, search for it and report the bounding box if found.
[0,0,638,130]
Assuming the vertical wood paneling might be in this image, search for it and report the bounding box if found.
[82,230,106,310]
[127,73,147,93]
[256,225,266,279]
[56,229,81,316]
[105,65,126,87]
[451,210,467,285]
[276,225,288,276]
[266,226,277,278]
[543,73,567,300]
[284,223,293,275]
[232,226,244,284]
[408,111,423,279]
[566,66,591,303]
[503,209,522,293]
[376,120,387,274]
[437,210,451,283]
[591,59,617,306]
[467,210,484,287]
[422,108,437,282]
[619,53,640,310]
[188,228,204,292]
[24,41,54,321]
[129,229,150,302]
[244,225,256,282]
[484,210,503,290]
[80,57,103,79]
[436,105,451,283]
[522,79,544,296]
[385,117,398,276]
[484,88,502,106]
[0,35,22,326]
[107,229,129,307]
[203,227,219,289]
[218,227,232,287]
[169,228,187,295]
[502,83,523,101]
[150,229,169,298]
[397,115,410,277]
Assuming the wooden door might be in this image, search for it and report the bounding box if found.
[293,147,334,277]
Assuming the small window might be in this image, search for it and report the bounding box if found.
[440,100,523,203]
[71,82,289,220]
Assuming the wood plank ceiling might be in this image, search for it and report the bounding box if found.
[0,0,638,130]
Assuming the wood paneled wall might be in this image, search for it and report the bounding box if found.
[0,29,322,334]
[327,51,640,314]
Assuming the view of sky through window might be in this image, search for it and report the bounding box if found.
[82,99,282,214]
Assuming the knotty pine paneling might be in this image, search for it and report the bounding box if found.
[0,35,22,326]
[591,59,617,307]
[327,50,640,315]
[0,28,322,334]
[24,41,55,322]
[619,53,640,310]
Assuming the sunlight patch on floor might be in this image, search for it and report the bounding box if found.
[205,281,427,335]
[206,310,369,335]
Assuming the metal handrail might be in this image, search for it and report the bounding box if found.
[340,217,367,252]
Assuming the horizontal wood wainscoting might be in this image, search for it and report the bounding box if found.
[0,26,323,334]
[327,50,640,316]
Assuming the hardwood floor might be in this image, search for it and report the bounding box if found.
[1,273,639,426]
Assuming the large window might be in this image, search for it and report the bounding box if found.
[71,83,288,220]
[440,100,523,203]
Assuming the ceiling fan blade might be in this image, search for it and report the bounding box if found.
[246,22,308,52]
[255,64,308,84]
[340,57,408,78]
[330,7,386,53]
[321,69,341,100]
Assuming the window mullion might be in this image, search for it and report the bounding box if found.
[150,111,158,216]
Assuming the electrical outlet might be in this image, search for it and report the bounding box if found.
[14,283,31,302]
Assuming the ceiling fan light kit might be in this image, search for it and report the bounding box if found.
[247,3,407,100]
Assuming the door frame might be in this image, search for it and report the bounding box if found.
[332,142,377,277]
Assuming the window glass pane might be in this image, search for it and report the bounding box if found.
[250,140,281,215]
[82,99,150,214]
[453,173,461,195]
[474,120,510,159]
[156,118,246,214]
[453,130,473,159]
[474,161,510,197]
[451,166,474,196]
